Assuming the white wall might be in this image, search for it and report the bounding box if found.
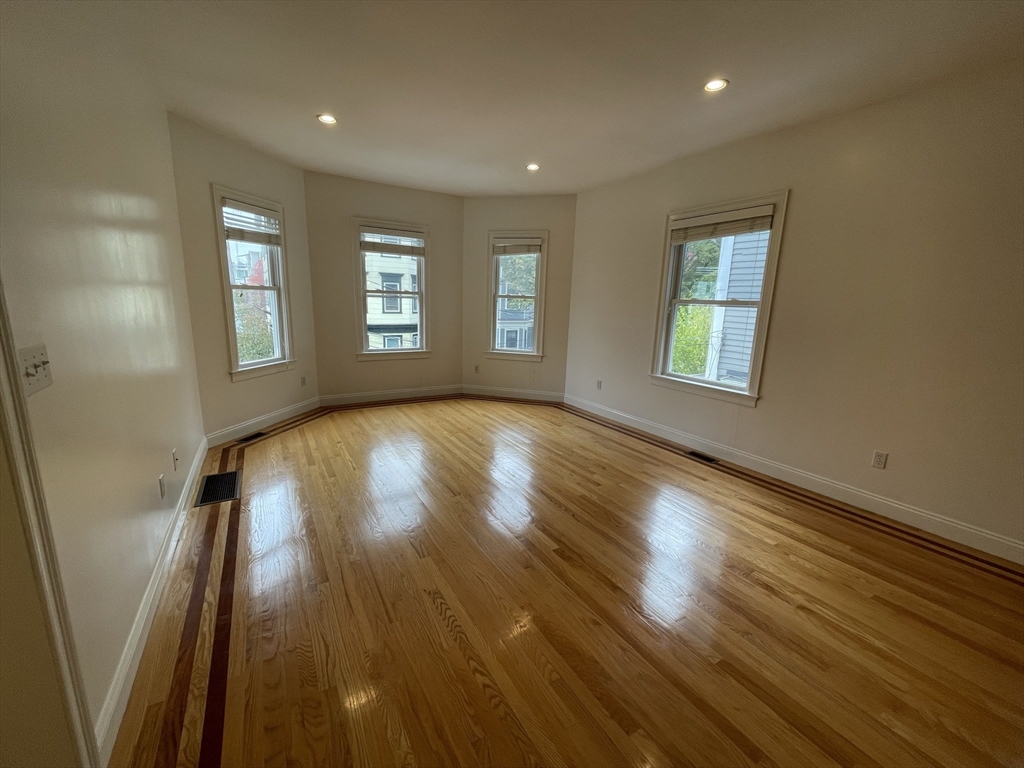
[304,171,464,400]
[565,60,1024,561]
[168,115,320,440]
[0,0,206,737]
[462,196,576,399]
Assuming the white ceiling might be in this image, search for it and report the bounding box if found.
[118,1,1023,196]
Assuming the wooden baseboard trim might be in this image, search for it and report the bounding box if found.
[218,393,1022,583]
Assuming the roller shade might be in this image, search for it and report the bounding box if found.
[223,202,282,246]
[493,238,542,255]
[360,227,426,257]
[670,204,773,246]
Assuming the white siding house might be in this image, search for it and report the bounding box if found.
[706,230,769,385]
[364,252,420,349]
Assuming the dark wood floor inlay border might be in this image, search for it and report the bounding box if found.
[154,503,221,768]
[198,448,245,767]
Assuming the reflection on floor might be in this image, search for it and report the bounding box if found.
[111,399,1024,767]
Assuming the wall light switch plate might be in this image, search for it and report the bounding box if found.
[18,343,52,396]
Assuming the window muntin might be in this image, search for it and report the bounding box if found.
[490,234,545,356]
[217,195,290,371]
[359,226,426,352]
[654,195,786,401]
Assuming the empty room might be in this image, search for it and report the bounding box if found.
[1,1,1022,766]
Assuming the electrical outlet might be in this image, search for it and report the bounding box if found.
[158,474,166,499]
[871,451,888,469]
[300,376,306,386]
[172,449,179,471]
[596,380,602,390]
[474,365,480,374]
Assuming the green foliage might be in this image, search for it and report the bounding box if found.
[498,253,537,315]
[678,238,720,299]
[668,237,720,375]
[234,291,275,363]
[498,254,537,296]
[670,305,713,376]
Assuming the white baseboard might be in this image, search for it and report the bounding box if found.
[564,395,1024,564]
[319,384,461,407]
[93,436,208,765]
[462,384,564,403]
[205,397,321,445]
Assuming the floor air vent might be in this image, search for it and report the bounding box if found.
[684,450,719,465]
[195,471,242,506]
[237,431,267,443]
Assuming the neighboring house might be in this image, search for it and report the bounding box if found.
[365,252,419,349]
[706,230,769,385]
[495,292,534,351]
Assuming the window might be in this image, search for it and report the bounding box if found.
[489,231,547,358]
[214,187,291,378]
[651,192,788,405]
[357,222,426,355]
[380,273,403,313]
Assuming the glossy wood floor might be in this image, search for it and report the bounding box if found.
[111,399,1024,768]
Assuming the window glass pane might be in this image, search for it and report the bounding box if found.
[364,254,418,290]
[227,241,275,287]
[366,323,422,350]
[495,297,535,351]
[668,305,757,387]
[362,245,422,351]
[677,230,770,301]
[233,289,280,364]
[365,291,421,350]
[498,254,537,296]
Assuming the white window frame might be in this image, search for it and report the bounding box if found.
[212,185,294,382]
[353,217,430,360]
[487,230,547,362]
[650,191,788,406]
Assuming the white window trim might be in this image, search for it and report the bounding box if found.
[650,191,789,407]
[487,230,547,361]
[212,185,294,379]
[353,217,431,360]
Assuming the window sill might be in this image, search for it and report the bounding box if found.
[485,352,544,363]
[648,373,759,407]
[357,350,432,361]
[231,360,293,382]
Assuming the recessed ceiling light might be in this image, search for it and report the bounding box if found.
[704,79,729,92]
[526,163,540,171]
[317,114,337,124]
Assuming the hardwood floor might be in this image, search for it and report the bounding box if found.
[110,399,1024,768]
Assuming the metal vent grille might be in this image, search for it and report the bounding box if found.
[237,431,267,444]
[195,471,242,506]
[684,450,719,465]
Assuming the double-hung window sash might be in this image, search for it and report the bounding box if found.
[222,199,286,368]
[662,203,775,388]
[359,226,425,352]
[492,237,541,353]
